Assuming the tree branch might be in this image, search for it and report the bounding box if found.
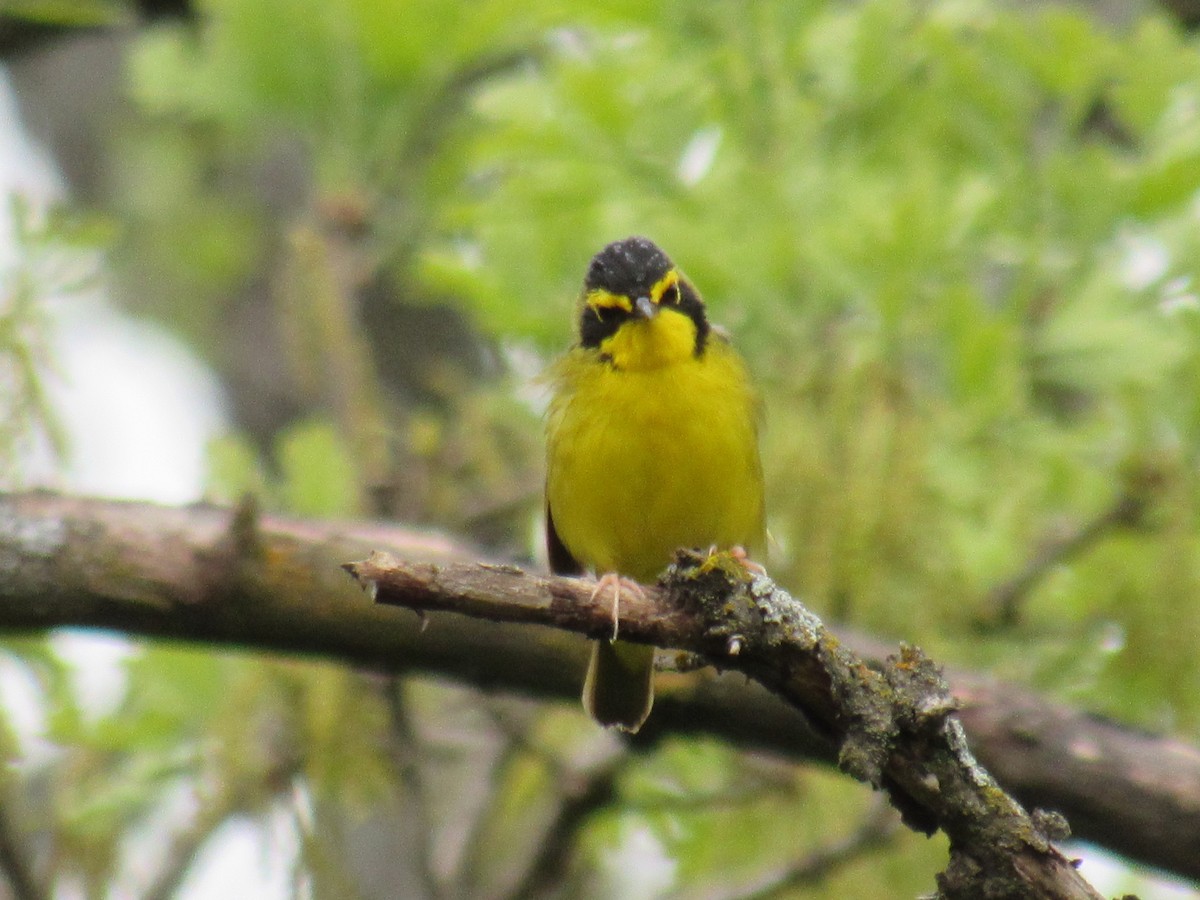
[347,550,1101,899]
[0,492,1197,884]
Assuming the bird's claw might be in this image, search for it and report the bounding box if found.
[702,544,767,576]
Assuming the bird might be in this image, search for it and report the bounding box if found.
[543,236,765,732]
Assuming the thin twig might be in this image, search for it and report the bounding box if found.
[623,756,800,816]
[381,678,445,900]
[0,792,45,900]
[142,724,304,900]
[985,490,1147,627]
[448,708,531,899]
[729,799,899,900]
[502,756,625,900]
[141,791,244,900]
[400,46,546,175]
[469,700,632,900]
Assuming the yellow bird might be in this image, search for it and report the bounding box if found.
[544,236,765,732]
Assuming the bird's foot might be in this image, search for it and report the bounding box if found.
[728,544,767,575]
[589,572,646,641]
[702,544,767,576]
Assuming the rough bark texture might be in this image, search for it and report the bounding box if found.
[348,550,1103,900]
[0,492,1197,887]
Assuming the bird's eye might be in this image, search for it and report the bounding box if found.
[660,282,679,305]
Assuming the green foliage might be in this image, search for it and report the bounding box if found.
[275,419,360,518]
[435,0,1200,718]
[15,0,1200,895]
[587,740,941,898]
[1,0,129,26]
[29,644,403,893]
[0,197,110,484]
[206,418,360,517]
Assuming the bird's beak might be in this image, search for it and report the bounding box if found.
[633,296,658,320]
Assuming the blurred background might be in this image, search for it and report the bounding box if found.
[3,0,1200,897]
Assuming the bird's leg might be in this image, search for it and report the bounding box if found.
[589,572,646,641]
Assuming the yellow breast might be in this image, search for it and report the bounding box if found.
[545,313,764,583]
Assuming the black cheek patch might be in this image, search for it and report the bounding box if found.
[579,305,628,348]
[677,281,710,355]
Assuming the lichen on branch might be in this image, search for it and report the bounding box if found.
[345,548,1104,900]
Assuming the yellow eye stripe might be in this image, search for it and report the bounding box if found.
[650,270,679,303]
[586,270,679,313]
[585,289,633,313]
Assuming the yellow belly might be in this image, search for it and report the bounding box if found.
[545,340,764,583]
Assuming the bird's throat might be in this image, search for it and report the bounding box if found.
[600,309,698,371]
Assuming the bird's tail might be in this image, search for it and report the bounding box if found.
[583,639,654,733]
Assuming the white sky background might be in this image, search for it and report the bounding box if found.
[0,53,1197,900]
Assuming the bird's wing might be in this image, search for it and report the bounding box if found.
[545,499,585,576]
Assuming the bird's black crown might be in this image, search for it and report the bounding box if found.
[585,237,673,297]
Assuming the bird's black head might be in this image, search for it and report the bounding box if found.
[578,236,709,355]
[584,236,673,298]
